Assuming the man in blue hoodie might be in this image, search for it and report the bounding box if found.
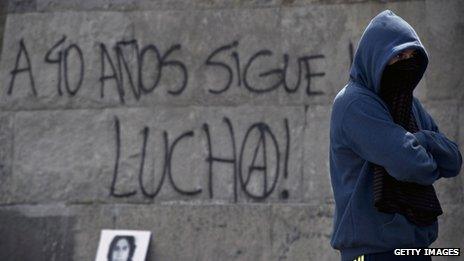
[329,10,462,261]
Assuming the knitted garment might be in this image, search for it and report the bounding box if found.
[371,55,443,226]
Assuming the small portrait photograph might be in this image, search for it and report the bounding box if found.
[94,230,151,261]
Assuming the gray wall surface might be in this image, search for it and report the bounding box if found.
[0,0,463,260]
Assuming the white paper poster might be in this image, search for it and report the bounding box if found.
[95,229,151,261]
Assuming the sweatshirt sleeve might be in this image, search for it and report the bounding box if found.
[342,98,439,186]
[413,113,462,179]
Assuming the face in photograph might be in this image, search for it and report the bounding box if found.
[107,235,136,261]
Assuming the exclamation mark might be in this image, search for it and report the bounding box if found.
[280,118,290,200]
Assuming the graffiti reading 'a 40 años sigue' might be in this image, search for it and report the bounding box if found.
[6,36,333,100]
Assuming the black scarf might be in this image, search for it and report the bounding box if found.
[371,54,443,226]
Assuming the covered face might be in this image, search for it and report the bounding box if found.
[381,49,424,94]
[378,47,426,129]
[349,10,428,96]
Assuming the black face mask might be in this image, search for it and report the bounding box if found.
[379,55,422,128]
[380,55,421,96]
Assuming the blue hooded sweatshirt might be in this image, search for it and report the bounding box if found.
[329,10,462,261]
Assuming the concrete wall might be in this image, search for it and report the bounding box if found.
[0,0,462,260]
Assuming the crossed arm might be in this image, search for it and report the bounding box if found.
[342,97,462,186]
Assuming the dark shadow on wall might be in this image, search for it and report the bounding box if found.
[0,0,38,60]
[0,210,75,261]
[6,0,36,12]
[0,3,6,62]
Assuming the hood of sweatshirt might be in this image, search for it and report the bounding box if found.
[349,10,428,95]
